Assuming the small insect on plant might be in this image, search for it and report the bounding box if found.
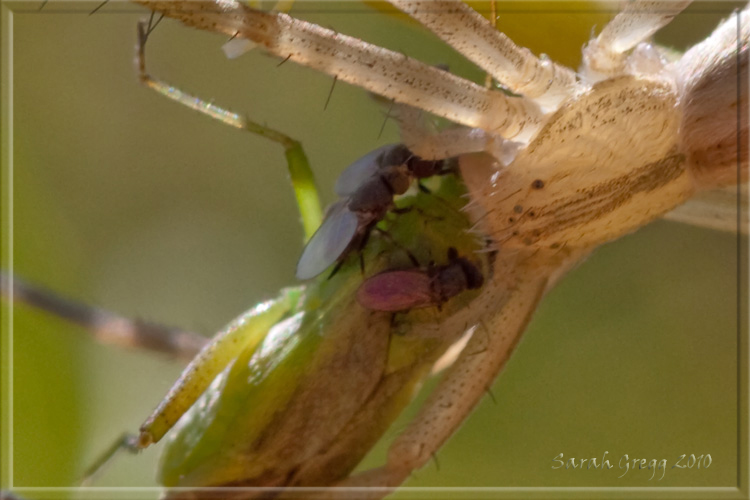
[1,1,747,499]
[356,247,485,312]
[296,143,445,280]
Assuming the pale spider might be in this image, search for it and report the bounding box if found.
[4,0,748,496]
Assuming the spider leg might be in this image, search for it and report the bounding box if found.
[2,272,206,361]
[380,276,548,483]
[400,110,495,160]
[388,0,577,110]
[672,6,749,190]
[582,0,691,80]
[415,127,515,164]
[397,104,519,164]
[326,261,550,497]
[135,1,544,142]
[136,19,322,240]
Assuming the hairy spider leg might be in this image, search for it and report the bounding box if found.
[136,18,322,241]
[582,0,691,79]
[135,1,544,142]
[388,0,577,110]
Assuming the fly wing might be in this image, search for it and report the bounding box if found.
[356,270,434,312]
[296,201,359,280]
[334,144,399,197]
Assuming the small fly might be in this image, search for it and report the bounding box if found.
[295,144,445,280]
[356,248,484,312]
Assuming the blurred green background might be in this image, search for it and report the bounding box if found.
[5,1,747,498]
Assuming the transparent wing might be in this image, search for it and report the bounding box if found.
[356,270,433,311]
[663,185,748,234]
[296,201,359,280]
[334,144,400,197]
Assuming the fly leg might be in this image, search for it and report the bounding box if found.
[136,18,322,240]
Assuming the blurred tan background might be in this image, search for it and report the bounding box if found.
[7,1,746,497]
